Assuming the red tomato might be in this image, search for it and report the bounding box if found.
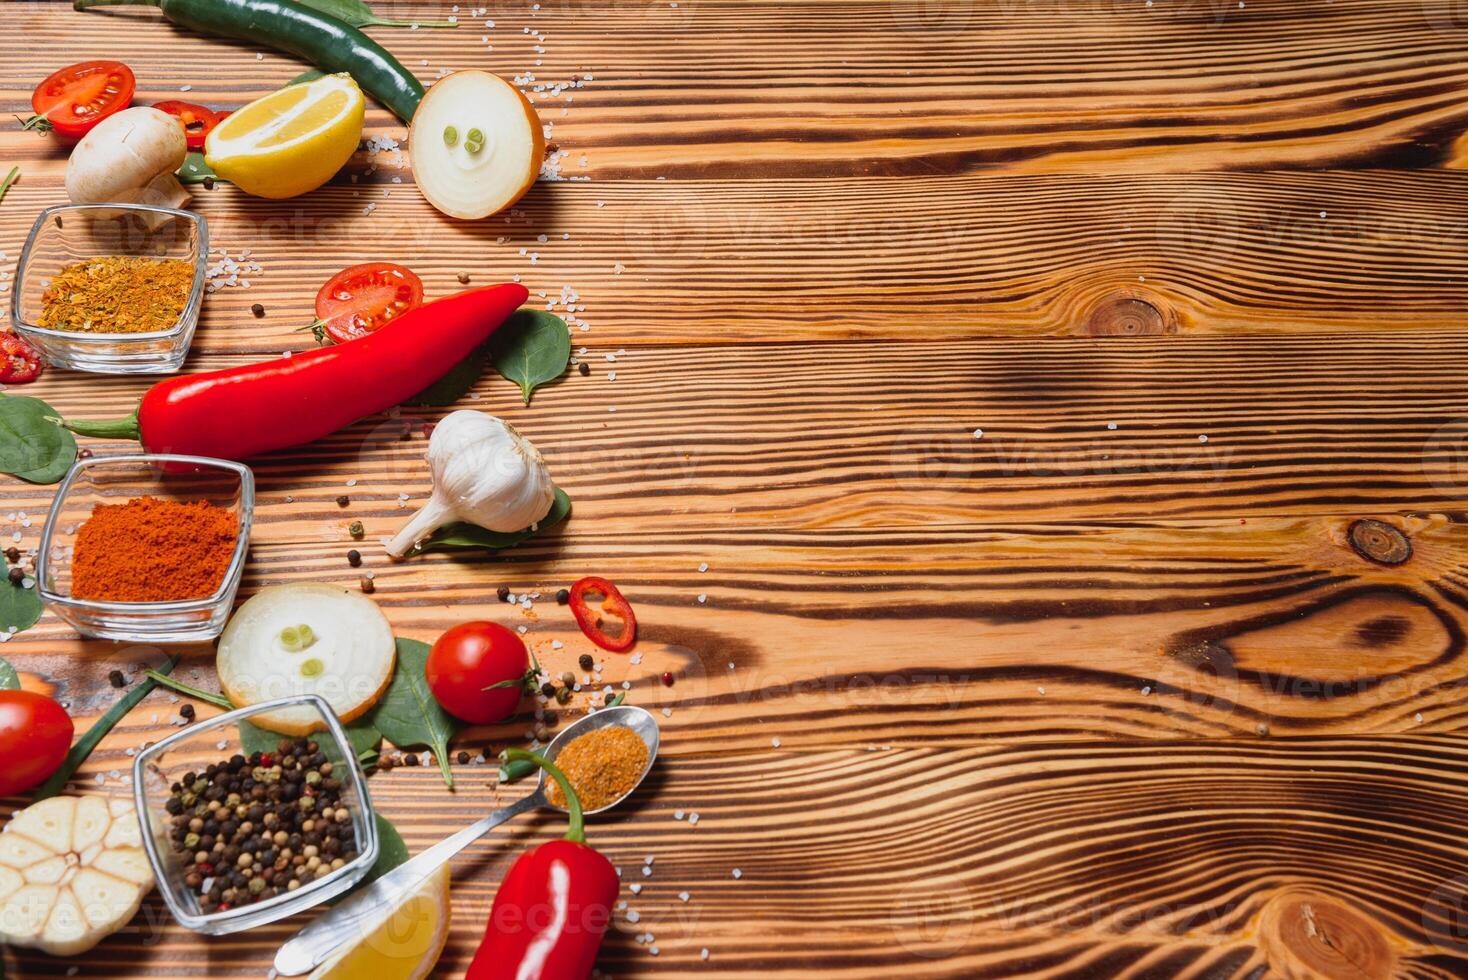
[425,621,531,725]
[153,100,225,150]
[314,263,424,344]
[0,690,74,797]
[29,61,136,141]
[0,332,44,384]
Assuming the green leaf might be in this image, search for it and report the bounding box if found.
[285,68,327,87]
[177,151,220,186]
[0,166,19,207]
[368,638,460,788]
[0,395,77,484]
[420,486,571,553]
[294,0,458,28]
[488,311,571,406]
[0,573,41,637]
[405,341,490,406]
[34,654,180,800]
[0,655,19,691]
[362,814,409,886]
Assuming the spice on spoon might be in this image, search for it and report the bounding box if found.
[544,725,648,811]
[39,255,195,334]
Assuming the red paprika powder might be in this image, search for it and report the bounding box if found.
[71,496,238,602]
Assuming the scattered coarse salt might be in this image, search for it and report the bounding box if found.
[701,948,710,960]
[674,810,684,820]
[1141,686,1151,696]
[973,428,983,440]
[731,868,742,879]
[697,594,707,604]
[1198,434,1209,444]
[626,910,640,923]
[698,562,709,572]
[517,625,528,634]
[629,883,642,894]
[641,866,652,877]
[687,812,699,826]
[1107,422,1118,430]
[772,737,781,748]
[551,639,564,649]
[679,891,691,902]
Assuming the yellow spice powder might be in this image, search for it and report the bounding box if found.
[546,725,649,811]
[39,255,195,334]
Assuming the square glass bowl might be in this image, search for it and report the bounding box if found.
[133,695,380,935]
[10,203,208,374]
[36,454,253,643]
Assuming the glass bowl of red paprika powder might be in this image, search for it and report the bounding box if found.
[36,453,253,643]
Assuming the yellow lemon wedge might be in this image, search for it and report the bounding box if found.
[205,74,364,199]
[308,864,450,980]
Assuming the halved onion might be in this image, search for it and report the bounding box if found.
[217,584,395,735]
[409,70,544,220]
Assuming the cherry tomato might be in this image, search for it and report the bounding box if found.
[0,332,44,384]
[568,577,637,653]
[425,621,532,725]
[0,690,74,797]
[153,100,224,150]
[28,61,135,141]
[314,263,424,344]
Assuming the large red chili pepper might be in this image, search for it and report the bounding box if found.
[467,748,620,980]
[61,283,527,460]
[568,576,637,653]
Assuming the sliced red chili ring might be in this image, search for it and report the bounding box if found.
[153,100,224,150]
[0,333,44,384]
[568,576,637,653]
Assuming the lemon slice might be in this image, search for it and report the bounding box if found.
[205,74,365,199]
[309,864,450,980]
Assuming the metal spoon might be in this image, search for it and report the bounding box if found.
[273,704,660,976]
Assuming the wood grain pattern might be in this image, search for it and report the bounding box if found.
[6,0,1468,976]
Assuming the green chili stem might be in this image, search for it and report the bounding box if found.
[144,670,233,710]
[502,748,586,844]
[55,411,142,442]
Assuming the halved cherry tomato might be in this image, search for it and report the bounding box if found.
[568,577,638,653]
[27,61,135,141]
[0,333,44,384]
[153,100,225,150]
[313,263,425,344]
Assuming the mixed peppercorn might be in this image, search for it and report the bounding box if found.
[163,737,358,914]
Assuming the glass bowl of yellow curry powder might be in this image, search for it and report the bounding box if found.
[37,454,252,642]
[10,203,207,374]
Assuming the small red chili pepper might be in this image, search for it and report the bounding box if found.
[466,748,619,980]
[152,99,224,149]
[0,332,44,384]
[567,576,637,653]
[60,284,527,461]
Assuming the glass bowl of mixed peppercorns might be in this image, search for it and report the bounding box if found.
[132,693,379,935]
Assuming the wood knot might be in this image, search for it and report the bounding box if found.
[1083,293,1174,336]
[1349,519,1412,565]
[1259,890,1395,980]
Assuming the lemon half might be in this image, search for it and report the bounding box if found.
[205,74,365,199]
[308,863,450,980]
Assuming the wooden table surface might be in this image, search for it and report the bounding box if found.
[7,0,1468,976]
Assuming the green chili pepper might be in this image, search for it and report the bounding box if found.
[74,0,426,122]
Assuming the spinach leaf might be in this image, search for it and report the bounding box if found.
[368,638,460,788]
[420,486,571,552]
[35,654,180,800]
[361,814,409,887]
[405,342,490,406]
[294,0,458,28]
[0,396,77,484]
[177,151,220,186]
[0,655,19,691]
[0,573,41,636]
[488,311,570,406]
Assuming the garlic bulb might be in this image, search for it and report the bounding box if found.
[387,411,555,558]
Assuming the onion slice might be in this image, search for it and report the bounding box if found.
[217,584,396,735]
[409,70,543,220]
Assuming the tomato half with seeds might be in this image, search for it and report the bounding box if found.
[28,61,136,141]
[0,690,74,797]
[568,577,638,653]
[314,263,425,344]
[153,100,225,150]
[0,333,44,384]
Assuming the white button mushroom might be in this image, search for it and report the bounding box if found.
[65,106,190,229]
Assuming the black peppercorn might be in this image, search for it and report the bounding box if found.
[251,303,265,318]
[336,495,350,507]
[403,754,418,767]
[7,567,22,586]
[540,682,556,697]
[558,589,571,605]
[578,361,590,376]
[3,547,18,563]
[202,176,215,191]
[77,448,93,459]
[496,585,510,602]
[578,653,594,670]
[347,549,362,567]
[107,669,126,688]
[456,751,470,764]
[179,703,196,721]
